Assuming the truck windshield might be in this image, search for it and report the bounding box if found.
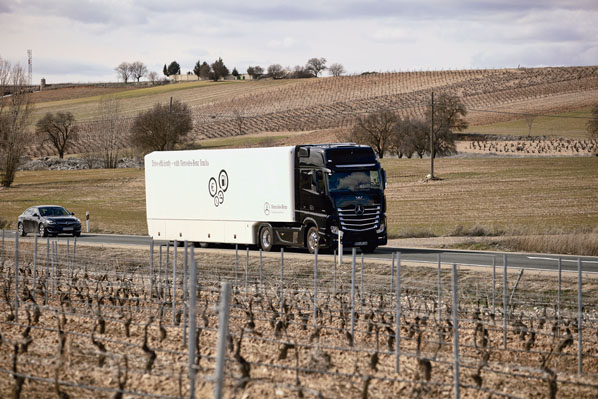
[328,170,382,192]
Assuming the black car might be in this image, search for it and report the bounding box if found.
[17,205,82,237]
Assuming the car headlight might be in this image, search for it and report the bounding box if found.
[330,225,339,234]
[46,219,56,224]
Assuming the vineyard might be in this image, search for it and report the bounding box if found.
[1,236,597,398]
[20,66,598,158]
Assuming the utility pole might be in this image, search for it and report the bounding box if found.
[430,91,435,179]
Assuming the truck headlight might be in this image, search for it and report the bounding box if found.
[376,222,385,234]
[330,225,339,234]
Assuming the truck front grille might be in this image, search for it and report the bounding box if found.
[337,205,380,232]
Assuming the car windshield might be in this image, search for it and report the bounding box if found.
[328,170,382,192]
[39,207,70,217]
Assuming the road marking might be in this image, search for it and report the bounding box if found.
[527,256,598,264]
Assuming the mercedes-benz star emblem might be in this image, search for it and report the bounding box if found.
[355,205,364,216]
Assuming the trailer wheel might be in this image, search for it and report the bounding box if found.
[259,225,273,252]
[306,226,319,254]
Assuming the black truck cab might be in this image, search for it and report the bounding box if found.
[263,143,387,254]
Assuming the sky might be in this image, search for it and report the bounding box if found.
[1,0,597,84]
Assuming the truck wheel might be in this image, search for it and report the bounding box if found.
[259,225,273,252]
[306,226,319,254]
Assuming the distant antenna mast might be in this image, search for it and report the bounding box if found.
[27,49,32,86]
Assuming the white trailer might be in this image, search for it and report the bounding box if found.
[144,146,296,244]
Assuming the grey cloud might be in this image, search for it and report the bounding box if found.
[37,57,111,76]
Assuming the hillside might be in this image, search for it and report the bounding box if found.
[23,66,598,158]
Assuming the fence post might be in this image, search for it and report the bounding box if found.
[14,231,19,322]
[150,240,154,300]
[235,244,239,285]
[280,248,284,315]
[360,253,364,308]
[338,231,343,265]
[395,252,401,373]
[51,241,56,296]
[350,247,356,346]
[333,250,337,297]
[245,248,249,298]
[172,240,178,325]
[1,229,4,265]
[437,253,441,325]
[578,258,583,375]
[390,252,395,302]
[45,236,50,305]
[188,250,198,399]
[73,237,76,272]
[66,239,70,281]
[492,256,496,320]
[503,254,508,349]
[213,282,231,399]
[183,241,188,345]
[557,257,562,337]
[259,249,263,294]
[165,241,170,289]
[313,247,318,330]
[158,244,163,300]
[33,233,38,298]
[451,263,461,399]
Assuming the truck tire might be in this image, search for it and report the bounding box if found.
[259,225,273,252]
[306,226,319,254]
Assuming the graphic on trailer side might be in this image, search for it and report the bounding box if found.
[208,169,229,207]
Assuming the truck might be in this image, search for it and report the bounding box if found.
[144,144,387,253]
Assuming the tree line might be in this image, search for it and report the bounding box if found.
[348,93,469,162]
[126,57,346,83]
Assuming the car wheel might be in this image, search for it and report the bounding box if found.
[306,226,320,254]
[18,222,27,237]
[259,225,273,252]
[39,223,47,237]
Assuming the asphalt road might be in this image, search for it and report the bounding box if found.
[4,230,597,274]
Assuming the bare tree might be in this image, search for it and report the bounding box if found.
[115,62,133,83]
[0,58,32,187]
[90,97,129,168]
[426,92,468,178]
[267,64,286,79]
[329,63,345,77]
[393,118,428,158]
[130,61,148,82]
[587,105,598,139]
[305,57,327,77]
[147,71,159,84]
[130,99,193,153]
[35,112,79,159]
[349,110,397,158]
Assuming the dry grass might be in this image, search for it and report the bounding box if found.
[0,168,146,234]
[382,156,598,239]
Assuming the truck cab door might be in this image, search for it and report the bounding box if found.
[299,170,327,214]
